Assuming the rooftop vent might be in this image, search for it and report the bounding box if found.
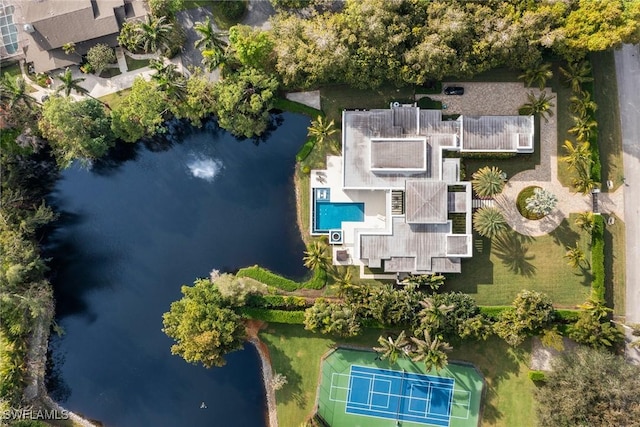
[23,23,34,33]
[329,230,343,245]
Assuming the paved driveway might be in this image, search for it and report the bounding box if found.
[615,44,640,324]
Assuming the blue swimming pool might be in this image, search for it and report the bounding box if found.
[315,201,365,232]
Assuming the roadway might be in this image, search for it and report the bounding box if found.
[614,43,640,363]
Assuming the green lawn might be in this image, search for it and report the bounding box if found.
[0,62,21,79]
[182,0,247,30]
[591,51,625,191]
[551,62,576,189]
[260,324,535,427]
[99,88,132,110]
[603,214,626,316]
[124,55,150,72]
[446,217,592,308]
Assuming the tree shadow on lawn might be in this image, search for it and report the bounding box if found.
[548,219,581,249]
[265,336,305,408]
[451,337,530,425]
[493,231,536,277]
[445,234,494,294]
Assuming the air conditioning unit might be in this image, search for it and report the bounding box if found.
[24,23,35,33]
[329,229,343,245]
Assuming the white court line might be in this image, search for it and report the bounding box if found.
[350,365,455,390]
[370,379,392,409]
[407,383,431,416]
[449,390,472,420]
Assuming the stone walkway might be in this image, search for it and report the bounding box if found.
[431,82,624,236]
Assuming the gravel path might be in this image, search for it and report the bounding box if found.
[431,82,625,236]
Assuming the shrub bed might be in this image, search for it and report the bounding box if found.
[460,152,516,159]
[479,306,511,320]
[246,294,308,310]
[239,307,305,324]
[591,215,605,301]
[417,96,443,110]
[516,186,545,220]
[296,138,316,162]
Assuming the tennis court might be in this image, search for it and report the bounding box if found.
[317,349,483,427]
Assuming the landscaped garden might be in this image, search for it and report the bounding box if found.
[260,324,534,427]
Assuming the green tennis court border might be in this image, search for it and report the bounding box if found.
[315,347,484,427]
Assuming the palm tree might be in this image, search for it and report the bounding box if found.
[417,297,453,331]
[307,115,338,148]
[150,59,186,101]
[564,244,586,269]
[473,207,508,238]
[572,172,599,195]
[471,166,506,198]
[518,62,553,90]
[575,211,595,233]
[137,15,173,55]
[569,115,598,142]
[194,16,228,52]
[560,60,593,93]
[373,331,410,365]
[577,298,611,320]
[409,330,452,372]
[561,140,591,171]
[201,48,230,72]
[303,241,330,272]
[0,75,37,109]
[55,67,88,96]
[569,91,597,118]
[519,91,555,122]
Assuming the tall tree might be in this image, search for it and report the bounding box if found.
[0,76,37,110]
[162,279,245,368]
[569,114,598,142]
[212,68,278,138]
[373,331,409,365]
[471,166,506,198]
[494,290,554,347]
[150,59,187,101]
[38,97,114,168]
[564,244,586,269]
[519,91,555,122]
[55,68,88,97]
[559,60,593,92]
[228,25,274,70]
[409,330,452,372]
[569,90,597,118]
[416,297,454,332]
[86,43,116,75]
[574,211,595,234]
[536,348,640,426]
[194,16,228,52]
[518,62,553,90]
[303,241,330,272]
[473,207,508,238]
[561,139,591,170]
[110,78,167,142]
[136,15,173,54]
[307,116,337,149]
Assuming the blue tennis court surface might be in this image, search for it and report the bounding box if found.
[345,365,454,426]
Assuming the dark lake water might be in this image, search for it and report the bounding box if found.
[44,114,310,427]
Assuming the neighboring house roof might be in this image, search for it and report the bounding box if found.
[405,180,448,224]
[13,0,146,73]
[461,115,534,152]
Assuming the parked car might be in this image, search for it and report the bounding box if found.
[444,86,464,95]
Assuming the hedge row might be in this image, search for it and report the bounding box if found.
[246,294,308,310]
[303,268,326,290]
[591,215,605,302]
[239,307,306,324]
[237,266,300,292]
[296,138,316,162]
[460,152,516,160]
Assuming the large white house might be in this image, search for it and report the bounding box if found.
[310,105,534,278]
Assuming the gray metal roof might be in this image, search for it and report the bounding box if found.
[405,180,448,224]
[370,138,426,170]
[461,115,534,152]
[343,110,434,188]
[360,217,450,273]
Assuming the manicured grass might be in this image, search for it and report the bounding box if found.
[0,62,21,79]
[591,51,625,191]
[99,67,122,78]
[124,55,150,71]
[446,216,592,308]
[260,324,535,427]
[98,88,132,110]
[272,97,322,117]
[552,63,577,189]
[603,214,626,316]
